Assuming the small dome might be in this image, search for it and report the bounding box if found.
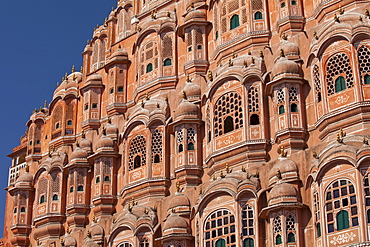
[80,137,93,152]
[111,48,128,59]
[184,9,206,22]
[106,122,118,137]
[90,223,104,237]
[175,99,199,118]
[86,74,103,83]
[271,57,299,79]
[183,81,201,100]
[63,234,77,247]
[268,182,298,205]
[279,40,300,57]
[70,146,88,160]
[96,134,114,150]
[168,192,190,211]
[268,157,298,180]
[163,214,189,232]
[16,171,33,184]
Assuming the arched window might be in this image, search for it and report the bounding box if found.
[254,11,263,20]
[152,129,163,164]
[335,76,346,93]
[178,144,184,153]
[325,179,357,233]
[215,239,226,247]
[70,186,74,193]
[316,223,321,237]
[55,123,60,129]
[291,0,297,5]
[326,53,354,96]
[276,234,282,245]
[365,75,370,84]
[140,238,149,247]
[20,207,25,213]
[77,185,84,191]
[67,120,72,126]
[146,63,153,73]
[13,208,17,213]
[287,232,295,243]
[187,142,195,150]
[290,103,298,112]
[204,209,236,247]
[119,242,133,247]
[281,2,286,7]
[336,210,349,231]
[104,176,110,182]
[154,154,160,163]
[279,105,285,114]
[214,91,243,137]
[230,14,240,30]
[242,204,255,243]
[224,116,234,133]
[243,238,254,247]
[134,155,142,168]
[164,58,172,66]
[273,216,282,245]
[129,135,147,170]
[250,114,260,125]
[52,194,58,201]
[96,177,100,183]
[40,195,45,204]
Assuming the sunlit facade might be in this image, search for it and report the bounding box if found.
[3,0,370,246]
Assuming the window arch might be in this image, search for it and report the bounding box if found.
[230,14,240,30]
[279,105,285,114]
[214,91,243,137]
[326,53,354,96]
[254,11,262,20]
[96,176,100,183]
[224,116,234,133]
[273,216,282,245]
[248,86,260,125]
[325,179,358,233]
[335,76,346,93]
[70,186,74,193]
[204,209,236,247]
[20,207,25,213]
[104,176,110,182]
[146,63,153,73]
[290,103,298,112]
[188,142,195,150]
[151,129,163,164]
[40,195,45,204]
[286,214,296,243]
[357,45,370,84]
[313,64,322,102]
[242,204,255,241]
[164,58,172,66]
[77,185,84,191]
[118,242,133,247]
[243,238,254,247]
[52,194,58,201]
[129,135,146,170]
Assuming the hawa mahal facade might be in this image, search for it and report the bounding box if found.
[4,0,370,246]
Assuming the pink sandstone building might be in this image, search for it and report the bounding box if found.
[3,0,370,246]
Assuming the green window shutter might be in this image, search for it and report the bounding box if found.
[287,233,295,243]
[244,238,254,247]
[337,210,349,230]
[254,11,263,20]
[335,76,346,93]
[230,15,240,30]
[216,239,226,247]
[365,74,370,84]
[279,105,285,114]
[317,223,321,237]
[146,63,153,73]
[276,234,282,245]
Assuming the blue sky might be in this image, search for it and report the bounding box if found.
[0,0,116,237]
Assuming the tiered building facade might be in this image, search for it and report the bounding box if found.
[4,0,370,246]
